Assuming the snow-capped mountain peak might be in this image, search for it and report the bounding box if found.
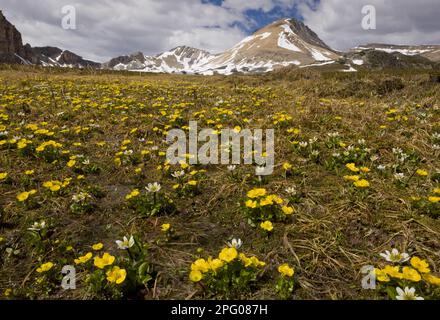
[104,18,341,75]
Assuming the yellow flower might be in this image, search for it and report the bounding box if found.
[92,243,104,251]
[410,257,430,273]
[125,189,140,200]
[423,274,440,286]
[282,206,295,215]
[94,253,115,269]
[402,267,422,282]
[434,188,440,195]
[282,162,292,171]
[374,268,390,282]
[353,179,370,188]
[0,172,7,180]
[346,163,359,172]
[260,196,274,206]
[218,247,238,263]
[428,196,439,203]
[245,200,257,208]
[36,262,54,273]
[189,270,203,282]
[247,188,267,199]
[67,160,76,168]
[260,221,274,232]
[191,259,210,273]
[360,167,370,173]
[17,191,30,202]
[278,263,294,277]
[344,175,360,182]
[416,169,428,176]
[74,252,93,265]
[207,258,224,271]
[25,170,34,175]
[161,223,171,232]
[187,180,197,186]
[106,266,127,284]
[383,265,403,279]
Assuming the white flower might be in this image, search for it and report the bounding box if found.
[28,221,46,231]
[123,149,133,156]
[227,165,237,172]
[299,141,308,148]
[380,248,410,263]
[285,187,297,195]
[72,192,91,203]
[358,139,366,145]
[394,173,405,181]
[309,137,318,144]
[146,182,161,193]
[395,287,424,300]
[116,235,135,250]
[332,153,341,158]
[227,238,243,249]
[171,170,185,178]
[311,150,320,156]
[327,132,339,138]
[377,165,386,171]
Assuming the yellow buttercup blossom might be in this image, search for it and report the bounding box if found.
[344,175,360,182]
[17,190,36,202]
[245,200,257,208]
[374,268,390,282]
[125,189,140,200]
[92,243,104,251]
[36,262,54,273]
[189,270,203,282]
[94,253,115,269]
[218,247,238,263]
[282,162,292,171]
[353,179,370,188]
[428,196,439,203]
[402,267,421,282]
[423,274,440,286]
[383,265,403,279]
[74,252,93,265]
[416,169,428,176]
[0,172,8,180]
[207,258,224,271]
[346,163,359,172]
[67,160,76,168]
[260,196,274,206]
[247,188,267,199]
[434,188,440,194]
[410,257,430,273]
[260,221,274,232]
[278,263,294,277]
[161,223,171,232]
[106,266,127,284]
[282,206,294,215]
[191,259,210,273]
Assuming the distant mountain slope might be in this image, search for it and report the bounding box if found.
[1,8,439,74]
[105,18,341,75]
[354,44,440,62]
[0,10,99,68]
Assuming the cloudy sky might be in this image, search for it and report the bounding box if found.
[1,0,439,62]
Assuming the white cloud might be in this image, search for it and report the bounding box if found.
[1,0,247,61]
[300,0,440,50]
[1,0,439,62]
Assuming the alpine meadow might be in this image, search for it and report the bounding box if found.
[0,1,440,302]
